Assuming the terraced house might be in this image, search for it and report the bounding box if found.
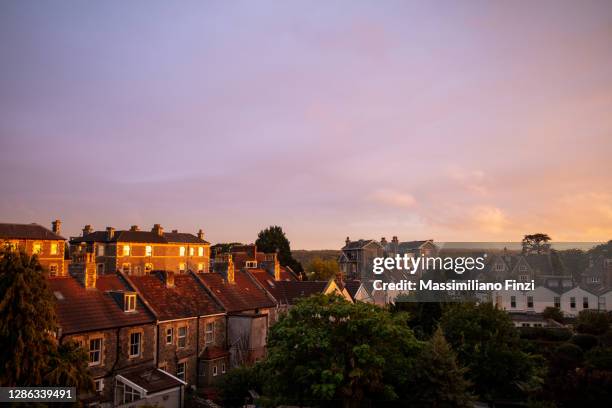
[70,224,210,276]
[48,269,186,407]
[0,220,66,276]
[125,270,229,393]
[197,250,277,366]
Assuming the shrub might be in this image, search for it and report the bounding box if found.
[570,333,599,351]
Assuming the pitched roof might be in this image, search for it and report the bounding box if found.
[342,239,377,250]
[275,281,329,305]
[343,280,362,299]
[48,275,155,335]
[128,272,224,321]
[0,223,65,240]
[197,270,275,312]
[200,346,230,360]
[397,240,430,252]
[70,229,208,245]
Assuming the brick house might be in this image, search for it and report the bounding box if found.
[48,271,186,407]
[196,253,277,367]
[0,220,66,276]
[125,271,229,390]
[70,224,210,276]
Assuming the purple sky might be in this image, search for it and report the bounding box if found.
[1,1,611,249]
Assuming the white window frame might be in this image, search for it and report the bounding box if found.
[166,328,173,345]
[222,362,226,374]
[177,361,186,381]
[129,332,141,357]
[527,296,534,308]
[213,365,218,376]
[178,326,187,348]
[570,297,576,309]
[89,337,103,366]
[510,296,516,308]
[246,261,257,268]
[583,297,589,309]
[205,322,214,344]
[94,378,104,393]
[97,244,105,257]
[124,294,136,312]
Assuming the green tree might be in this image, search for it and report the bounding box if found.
[256,226,303,274]
[0,250,92,391]
[408,327,473,407]
[522,233,552,254]
[542,306,564,324]
[575,310,610,335]
[218,364,264,408]
[306,257,339,281]
[265,294,421,408]
[440,302,543,402]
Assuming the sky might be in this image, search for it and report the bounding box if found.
[1,1,611,249]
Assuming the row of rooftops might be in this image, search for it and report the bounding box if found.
[0,221,209,245]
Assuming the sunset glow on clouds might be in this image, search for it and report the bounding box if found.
[1,1,611,248]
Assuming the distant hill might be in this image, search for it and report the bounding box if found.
[293,249,341,267]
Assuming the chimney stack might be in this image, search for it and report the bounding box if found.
[392,236,399,244]
[345,236,350,247]
[52,219,61,235]
[84,262,97,289]
[197,229,204,240]
[152,224,164,236]
[227,255,235,284]
[163,270,175,288]
[129,225,140,232]
[106,227,115,240]
[83,225,93,236]
[381,237,387,246]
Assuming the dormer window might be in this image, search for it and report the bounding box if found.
[246,261,257,268]
[124,293,137,312]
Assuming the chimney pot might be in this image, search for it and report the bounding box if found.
[52,219,61,235]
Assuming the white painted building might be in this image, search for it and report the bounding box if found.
[560,286,599,317]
